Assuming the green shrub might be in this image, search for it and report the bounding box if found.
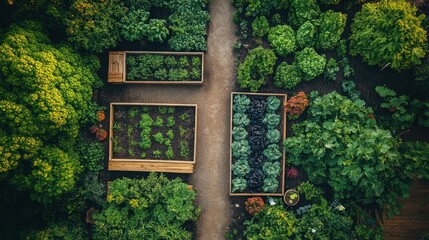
[317,10,347,50]
[274,62,302,89]
[284,92,413,216]
[93,174,199,239]
[66,0,126,53]
[294,47,326,81]
[179,140,190,159]
[324,58,339,81]
[237,46,277,92]
[144,19,169,43]
[350,0,427,70]
[296,21,317,49]
[320,0,340,4]
[288,0,321,29]
[23,221,87,240]
[120,9,150,41]
[244,206,298,239]
[252,16,270,38]
[268,25,296,57]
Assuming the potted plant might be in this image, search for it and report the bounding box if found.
[284,189,299,206]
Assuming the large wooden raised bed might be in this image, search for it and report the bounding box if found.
[108,51,204,84]
[108,103,198,173]
[229,92,287,196]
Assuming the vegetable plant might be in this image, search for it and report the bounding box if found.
[295,47,326,81]
[268,25,296,57]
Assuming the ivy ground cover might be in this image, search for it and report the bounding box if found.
[230,93,286,195]
[110,103,196,162]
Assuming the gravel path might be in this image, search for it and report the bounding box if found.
[100,0,236,239]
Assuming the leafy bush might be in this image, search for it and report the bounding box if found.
[285,92,310,119]
[268,25,296,57]
[23,221,87,240]
[237,46,277,92]
[252,16,270,38]
[350,0,427,70]
[0,22,101,202]
[244,197,265,216]
[342,79,361,100]
[317,10,347,50]
[295,47,326,81]
[168,4,210,51]
[75,139,104,172]
[288,0,321,29]
[66,0,126,53]
[120,9,150,41]
[296,21,317,48]
[93,174,199,239]
[375,86,421,131]
[244,206,298,239]
[324,58,339,81]
[144,19,169,43]
[297,181,324,202]
[320,0,340,4]
[179,140,190,158]
[284,92,412,216]
[400,142,429,180]
[274,62,302,89]
[296,199,353,239]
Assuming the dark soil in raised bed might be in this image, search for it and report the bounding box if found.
[112,105,195,161]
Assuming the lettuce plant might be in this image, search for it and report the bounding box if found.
[266,96,281,112]
[262,113,281,129]
[262,177,279,192]
[232,140,251,158]
[233,113,250,126]
[232,158,251,178]
[268,25,296,57]
[274,62,302,89]
[232,126,248,140]
[266,129,281,143]
[295,47,326,81]
[263,161,281,178]
[232,177,247,192]
[263,144,282,162]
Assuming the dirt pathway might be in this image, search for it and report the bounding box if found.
[100,0,236,239]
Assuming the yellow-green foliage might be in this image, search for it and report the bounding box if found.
[350,0,427,70]
[0,21,100,202]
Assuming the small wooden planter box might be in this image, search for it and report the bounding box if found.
[108,103,198,173]
[108,51,204,84]
[229,92,287,196]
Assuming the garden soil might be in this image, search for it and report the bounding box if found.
[99,0,237,239]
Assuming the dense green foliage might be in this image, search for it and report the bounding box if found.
[252,16,270,38]
[23,221,87,240]
[317,10,347,50]
[268,25,296,57]
[288,0,321,29]
[274,63,302,89]
[401,141,429,180]
[119,9,150,41]
[350,0,427,70]
[294,47,326,81]
[93,174,199,240]
[126,54,202,81]
[296,21,316,49]
[66,0,126,53]
[0,22,100,203]
[237,46,277,92]
[284,92,412,216]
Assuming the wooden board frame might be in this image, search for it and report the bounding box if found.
[108,51,204,84]
[108,103,198,173]
[229,92,287,196]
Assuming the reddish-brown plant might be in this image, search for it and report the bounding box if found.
[286,166,299,178]
[96,128,108,141]
[244,197,265,216]
[285,91,309,119]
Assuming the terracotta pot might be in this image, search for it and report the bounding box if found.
[97,110,105,122]
[89,125,100,134]
[96,128,108,141]
[284,189,300,206]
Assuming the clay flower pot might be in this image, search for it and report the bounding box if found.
[89,124,100,134]
[284,189,300,206]
[97,110,105,122]
[96,128,108,141]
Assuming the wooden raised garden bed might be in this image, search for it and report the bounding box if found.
[229,92,287,196]
[108,51,204,84]
[108,103,198,173]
